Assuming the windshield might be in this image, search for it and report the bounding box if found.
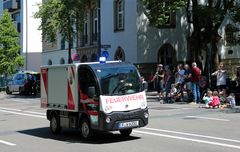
[95,66,142,95]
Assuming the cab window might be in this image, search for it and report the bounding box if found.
[78,67,99,98]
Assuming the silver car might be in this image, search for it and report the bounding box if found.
[6,71,39,95]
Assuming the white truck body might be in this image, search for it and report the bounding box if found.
[40,61,148,138]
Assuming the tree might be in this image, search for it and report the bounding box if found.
[34,0,89,64]
[141,0,187,28]
[141,0,240,72]
[0,10,24,75]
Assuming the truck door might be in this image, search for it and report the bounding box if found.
[78,67,99,112]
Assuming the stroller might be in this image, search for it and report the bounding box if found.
[170,83,193,103]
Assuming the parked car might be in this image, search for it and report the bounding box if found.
[6,71,40,95]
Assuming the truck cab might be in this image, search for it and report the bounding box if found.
[41,61,148,139]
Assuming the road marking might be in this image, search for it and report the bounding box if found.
[0,107,22,112]
[134,130,240,150]
[185,116,230,122]
[1,106,239,149]
[10,99,39,103]
[142,127,240,143]
[0,109,45,118]
[0,140,16,146]
[0,107,45,116]
[24,111,45,115]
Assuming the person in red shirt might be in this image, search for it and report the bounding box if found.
[190,62,201,103]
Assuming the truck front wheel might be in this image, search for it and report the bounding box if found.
[80,119,93,139]
[50,114,61,134]
[120,129,132,137]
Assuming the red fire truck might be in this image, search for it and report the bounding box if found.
[41,61,148,139]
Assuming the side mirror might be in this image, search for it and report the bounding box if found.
[87,86,96,98]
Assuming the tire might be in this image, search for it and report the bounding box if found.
[6,87,12,94]
[50,114,61,134]
[80,118,93,139]
[120,129,132,137]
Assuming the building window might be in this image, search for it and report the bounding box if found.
[81,55,88,62]
[225,24,237,46]
[60,58,65,64]
[61,37,65,50]
[48,60,52,65]
[226,31,234,45]
[91,53,98,62]
[83,13,89,45]
[114,47,125,61]
[114,0,125,31]
[92,7,98,42]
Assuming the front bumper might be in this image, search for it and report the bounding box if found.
[96,108,148,131]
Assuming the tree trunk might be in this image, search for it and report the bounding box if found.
[191,0,201,66]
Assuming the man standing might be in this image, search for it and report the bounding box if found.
[211,63,228,93]
[151,64,165,95]
[191,62,201,104]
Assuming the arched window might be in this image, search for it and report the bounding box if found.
[91,53,98,62]
[48,60,52,65]
[114,46,125,61]
[81,55,88,63]
[158,43,176,66]
[60,58,65,64]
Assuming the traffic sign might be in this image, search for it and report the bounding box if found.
[101,44,111,50]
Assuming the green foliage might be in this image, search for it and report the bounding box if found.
[141,0,187,27]
[229,3,240,22]
[34,0,87,43]
[0,10,24,75]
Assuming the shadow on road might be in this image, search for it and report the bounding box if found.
[18,127,140,144]
[4,93,40,99]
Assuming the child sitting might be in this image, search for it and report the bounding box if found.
[226,93,236,108]
[202,90,213,108]
[208,91,220,108]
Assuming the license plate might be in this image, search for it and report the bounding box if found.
[118,121,139,128]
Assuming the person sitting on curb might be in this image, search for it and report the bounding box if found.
[226,93,236,108]
[202,90,213,108]
[208,91,220,109]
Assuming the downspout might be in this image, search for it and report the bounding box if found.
[97,0,101,58]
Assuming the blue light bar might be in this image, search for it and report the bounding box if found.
[99,56,106,63]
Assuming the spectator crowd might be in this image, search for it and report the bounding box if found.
[146,62,237,109]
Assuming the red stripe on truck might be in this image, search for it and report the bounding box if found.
[67,81,75,110]
[41,68,48,95]
[41,68,48,108]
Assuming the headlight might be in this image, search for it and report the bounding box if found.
[144,112,149,118]
[106,116,112,123]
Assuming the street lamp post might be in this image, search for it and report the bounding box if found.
[97,0,101,58]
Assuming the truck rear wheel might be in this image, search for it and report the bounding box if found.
[80,118,93,139]
[120,129,132,137]
[50,114,61,134]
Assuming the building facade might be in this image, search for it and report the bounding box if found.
[43,0,190,70]
[218,15,240,79]
[42,0,240,78]
[0,0,42,72]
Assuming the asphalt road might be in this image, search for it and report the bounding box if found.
[0,92,240,152]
